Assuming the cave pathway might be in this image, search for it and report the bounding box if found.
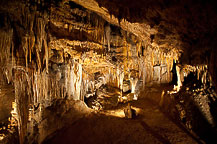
[45,84,204,144]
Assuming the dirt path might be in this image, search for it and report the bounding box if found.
[44,85,203,144]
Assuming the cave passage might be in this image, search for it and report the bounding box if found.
[0,0,217,144]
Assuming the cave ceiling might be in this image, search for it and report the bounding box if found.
[1,0,217,54]
[0,0,217,83]
[1,0,217,58]
[69,0,217,61]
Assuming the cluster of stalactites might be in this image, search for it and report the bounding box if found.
[0,1,50,85]
[0,29,14,84]
[181,64,212,86]
[138,47,178,85]
[21,17,49,73]
[169,64,213,94]
[31,61,85,107]
[79,47,179,101]
[195,65,213,86]
[79,43,180,99]
[11,59,90,143]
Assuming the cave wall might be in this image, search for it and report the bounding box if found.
[209,47,217,92]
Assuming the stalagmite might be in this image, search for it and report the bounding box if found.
[130,78,138,100]
[143,65,146,86]
[69,64,75,99]
[153,65,161,84]
[175,65,182,92]
[76,63,82,100]
[119,70,124,90]
[159,90,165,107]
[14,70,31,144]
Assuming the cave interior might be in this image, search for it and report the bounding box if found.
[0,0,217,143]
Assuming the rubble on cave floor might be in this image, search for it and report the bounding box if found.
[168,73,217,143]
[85,83,137,111]
[85,85,120,110]
[0,125,18,144]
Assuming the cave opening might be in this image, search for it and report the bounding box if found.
[0,0,217,143]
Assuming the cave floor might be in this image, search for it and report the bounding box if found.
[44,84,204,144]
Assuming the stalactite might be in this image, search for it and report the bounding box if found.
[43,39,49,73]
[35,16,47,71]
[35,46,42,70]
[22,36,29,67]
[29,34,35,62]
[105,25,111,51]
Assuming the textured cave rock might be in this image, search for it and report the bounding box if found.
[73,0,217,87]
[0,0,217,143]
